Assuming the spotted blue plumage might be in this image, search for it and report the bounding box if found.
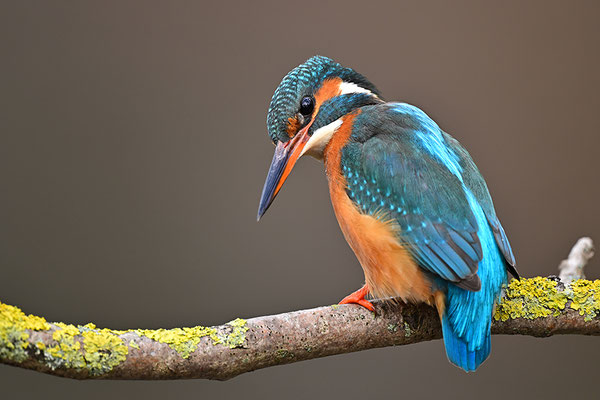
[342,103,517,371]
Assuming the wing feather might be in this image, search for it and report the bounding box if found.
[343,118,482,288]
[342,103,519,288]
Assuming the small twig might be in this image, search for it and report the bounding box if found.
[559,237,595,283]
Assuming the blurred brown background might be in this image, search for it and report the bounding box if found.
[1,1,599,399]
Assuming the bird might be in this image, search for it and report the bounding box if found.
[257,56,520,372]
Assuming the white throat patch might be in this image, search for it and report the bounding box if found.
[300,118,344,160]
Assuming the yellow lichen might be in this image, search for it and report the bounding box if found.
[82,329,128,375]
[0,302,129,375]
[569,279,600,321]
[2,300,248,370]
[0,302,50,362]
[136,326,217,358]
[53,322,81,338]
[220,318,248,348]
[136,318,248,358]
[41,324,129,375]
[46,322,86,370]
[495,277,600,322]
[495,278,568,321]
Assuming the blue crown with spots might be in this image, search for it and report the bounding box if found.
[266,56,380,143]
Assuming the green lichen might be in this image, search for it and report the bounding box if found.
[0,302,50,362]
[275,349,294,359]
[128,340,140,350]
[569,280,600,321]
[495,277,600,322]
[403,322,413,338]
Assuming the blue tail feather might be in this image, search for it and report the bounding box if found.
[438,188,507,372]
[441,313,491,372]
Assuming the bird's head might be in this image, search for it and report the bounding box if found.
[258,56,382,220]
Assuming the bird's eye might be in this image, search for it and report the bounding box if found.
[299,96,315,116]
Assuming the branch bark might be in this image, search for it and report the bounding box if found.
[1,239,597,380]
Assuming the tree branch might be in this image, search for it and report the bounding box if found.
[1,238,597,380]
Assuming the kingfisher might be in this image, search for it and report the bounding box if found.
[257,56,519,372]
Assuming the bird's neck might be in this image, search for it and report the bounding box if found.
[303,92,380,160]
[323,112,359,182]
[309,92,380,137]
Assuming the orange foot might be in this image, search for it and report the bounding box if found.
[339,284,375,312]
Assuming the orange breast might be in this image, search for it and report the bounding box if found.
[323,112,433,304]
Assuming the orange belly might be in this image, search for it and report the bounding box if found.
[323,113,433,303]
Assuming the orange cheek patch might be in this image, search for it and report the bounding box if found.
[285,77,342,139]
[314,77,343,109]
[286,116,300,138]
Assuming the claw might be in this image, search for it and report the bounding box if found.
[339,284,375,312]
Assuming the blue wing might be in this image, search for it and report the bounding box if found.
[340,103,519,371]
[443,132,519,277]
[341,103,517,289]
